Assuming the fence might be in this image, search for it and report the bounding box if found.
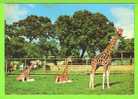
[5,57,134,75]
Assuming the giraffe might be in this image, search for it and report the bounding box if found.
[55,58,72,84]
[16,60,40,82]
[89,27,123,89]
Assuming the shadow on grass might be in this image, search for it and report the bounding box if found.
[95,81,122,87]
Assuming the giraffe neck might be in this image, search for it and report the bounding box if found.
[27,64,33,72]
[62,66,68,75]
[62,58,68,75]
[103,35,119,55]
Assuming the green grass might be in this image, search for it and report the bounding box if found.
[5,73,134,95]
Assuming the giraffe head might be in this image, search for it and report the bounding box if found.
[115,27,123,37]
[108,27,123,49]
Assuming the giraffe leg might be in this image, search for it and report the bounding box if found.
[89,65,96,89]
[89,73,95,89]
[89,74,92,88]
[106,69,110,88]
[21,78,25,82]
[102,66,107,89]
[102,72,106,89]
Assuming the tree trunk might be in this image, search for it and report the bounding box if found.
[80,48,86,58]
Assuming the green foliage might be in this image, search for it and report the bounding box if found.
[117,37,134,53]
[23,43,42,58]
[5,36,26,58]
[38,36,59,57]
[5,15,56,58]
[13,15,52,42]
[5,10,134,58]
[55,10,115,58]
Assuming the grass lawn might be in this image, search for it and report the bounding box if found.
[5,73,134,95]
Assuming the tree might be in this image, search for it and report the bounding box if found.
[5,22,27,58]
[23,42,42,58]
[55,10,115,58]
[118,37,134,52]
[38,36,59,57]
[5,36,27,58]
[55,15,74,57]
[5,15,57,58]
[13,15,52,42]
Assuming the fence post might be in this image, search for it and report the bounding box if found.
[130,50,133,65]
[121,52,123,65]
[130,55,133,65]
[24,58,26,68]
[44,57,47,71]
[86,58,89,65]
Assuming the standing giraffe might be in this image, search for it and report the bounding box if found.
[89,27,123,89]
[55,58,72,84]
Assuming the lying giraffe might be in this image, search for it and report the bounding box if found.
[16,60,41,82]
[89,27,123,89]
[55,58,72,84]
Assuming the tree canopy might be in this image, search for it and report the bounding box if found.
[55,10,115,58]
[5,10,134,58]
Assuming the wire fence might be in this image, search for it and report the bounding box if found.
[5,57,134,75]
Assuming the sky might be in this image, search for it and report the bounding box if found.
[5,4,134,38]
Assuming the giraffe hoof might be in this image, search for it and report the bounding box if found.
[91,87,95,89]
[88,86,94,89]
